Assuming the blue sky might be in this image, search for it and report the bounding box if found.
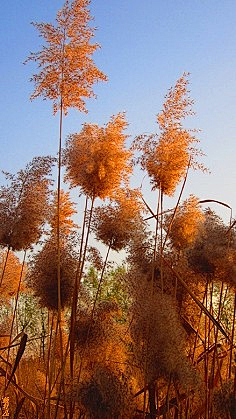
[1,0,236,222]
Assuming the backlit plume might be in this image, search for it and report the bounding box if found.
[49,189,78,237]
[134,73,205,196]
[0,250,24,302]
[26,0,107,114]
[167,195,205,250]
[27,238,76,310]
[0,156,54,251]
[91,189,142,251]
[64,113,132,199]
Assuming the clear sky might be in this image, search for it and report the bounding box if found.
[1,0,236,222]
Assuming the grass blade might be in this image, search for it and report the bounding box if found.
[163,257,231,342]
[6,333,27,390]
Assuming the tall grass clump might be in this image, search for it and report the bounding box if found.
[1,9,235,414]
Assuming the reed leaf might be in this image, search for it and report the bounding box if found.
[199,199,231,209]
[6,333,27,390]
[163,257,231,342]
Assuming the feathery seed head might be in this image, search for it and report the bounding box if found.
[64,113,132,199]
[76,365,135,419]
[27,238,76,310]
[74,301,119,352]
[0,251,24,302]
[74,310,105,351]
[187,209,233,277]
[26,0,107,114]
[167,195,204,250]
[91,188,142,251]
[87,246,104,270]
[0,156,54,250]
[130,289,199,387]
[49,189,78,237]
[133,74,206,196]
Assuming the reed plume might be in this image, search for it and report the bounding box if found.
[0,156,54,251]
[74,301,119,359]
[49,189,78,237]
[27,238,76,310]
[130,283,198,387]
[133,73,206,196]
[187,208,235,277]
[26,0,107,115]
[64,113,132,199]
[75,365,135,419]
[0,250,24,303]
[166,195,204,250]
[91,189,142,251]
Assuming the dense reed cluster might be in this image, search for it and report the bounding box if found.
[213,380,236,418]
[0,2,235,417]
[130,282,198,387]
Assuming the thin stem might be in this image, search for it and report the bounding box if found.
[162,159,191,250]
[4,250,26,393]
[54,29,69,418]
[68,196,95,418]
[229,290,236,379]
[153,189,161,262]
[56,96,63,330]
[143,190,161,418]
[91,243,111,313]
[77,196,95,284]
[160,190,164,294]
[77,242,111,384]
[69,196,88,419]
[44,311,55,419]
[209,282,224,403]
[0,246,10,288]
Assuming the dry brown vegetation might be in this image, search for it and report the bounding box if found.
[0,1,235,418]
